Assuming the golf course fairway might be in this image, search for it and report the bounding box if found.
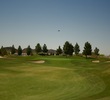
[0,56,110,100]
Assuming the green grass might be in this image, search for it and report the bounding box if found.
[0,55,110,100]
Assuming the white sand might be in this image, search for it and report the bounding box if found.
[32,60,45,64]
[92,60,100,63]
[0,56,4,58]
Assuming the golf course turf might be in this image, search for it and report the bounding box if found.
[0,56,110,100]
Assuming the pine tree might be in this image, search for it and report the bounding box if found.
[0,49,1,56]
[11,45,16,54]
[83,42,92,58]
[35,43,42,54]
[74,43,80,55]
[18,46,22,56]
[42,44,48,53]
[56,46,62,55]
[0,46,7,56]
[26,45,32,56]
[94,47,99,57]
[63,41,74,56]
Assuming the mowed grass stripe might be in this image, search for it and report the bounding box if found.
[0,56,109,100]
[0,67,105,100]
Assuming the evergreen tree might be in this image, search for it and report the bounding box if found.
[63,41,70,55]
[63,41,74,56]
[0,46,7,56]
[0,46,3,56]
[74,43,80,55]
[94,47,99,57]
[18,46,22,55]
[83,42,92,58]
[0,49,1,56]
[56,46,62,55]
[68,43,74,55]
[11,45,16,54]
[26,45,32,56]
[35,43,42,54]
[42,44,48,53]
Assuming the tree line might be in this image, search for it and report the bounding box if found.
[0,41,99,58]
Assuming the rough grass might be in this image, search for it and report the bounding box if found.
[0,56,110,100]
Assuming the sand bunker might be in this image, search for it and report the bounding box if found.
[92,60,100,63]
[32,60,45,64]
[0,56,4,58]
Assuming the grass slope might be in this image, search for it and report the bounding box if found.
[0,56,110,100]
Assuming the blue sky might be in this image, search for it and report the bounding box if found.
[0,0,110,55]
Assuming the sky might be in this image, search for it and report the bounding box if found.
[0,0,110,55]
